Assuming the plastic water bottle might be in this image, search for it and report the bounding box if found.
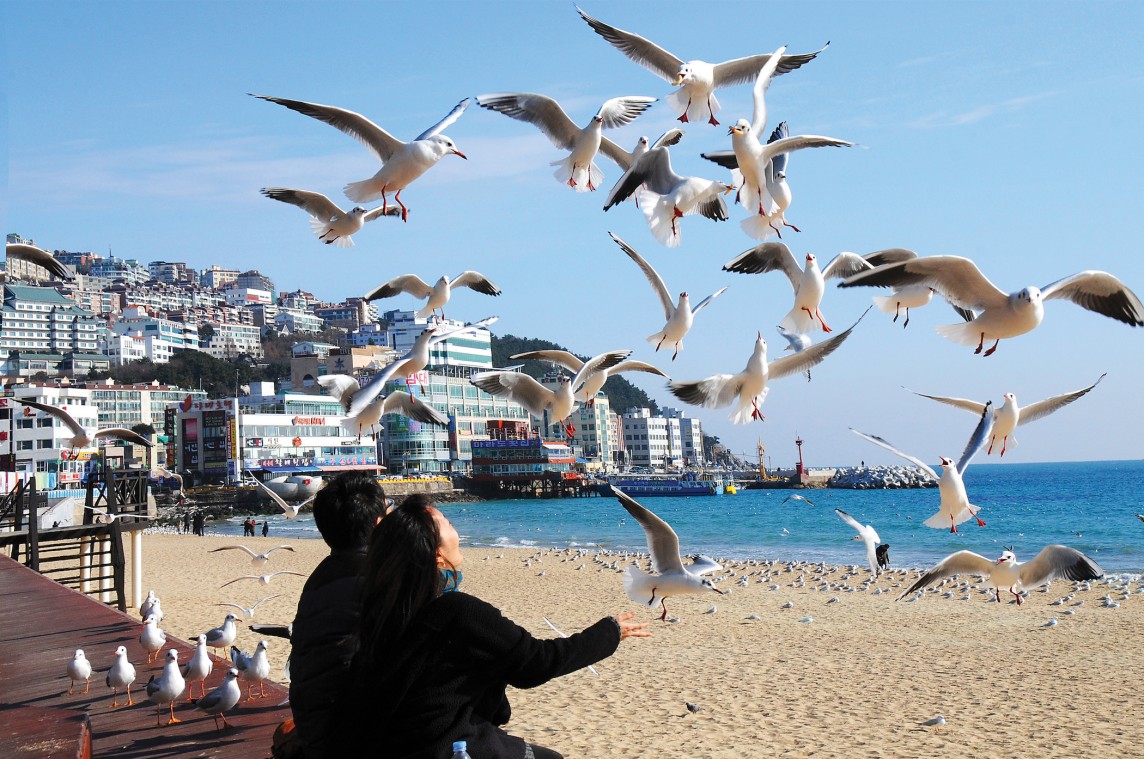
[451,740,472,759]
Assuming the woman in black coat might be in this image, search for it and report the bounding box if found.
[338,495,650,758]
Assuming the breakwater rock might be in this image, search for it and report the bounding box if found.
[829,466,937,489]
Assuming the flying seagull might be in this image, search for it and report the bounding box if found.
[839,255,1144,355]
[209,544,295,568]
[362,272,501,321]
[318,373,449,440]
[510,348,669,405]
[5,242,74,281]
[576,6,827,125]
[834,509,882,576]
[907,373,1106,456]
[722,244,878,334]
[9,399,152,450]
[609,232,726,360]
[612,486,724,620]
[668,310,866,424]
[898,545,1103,605]
[248,477,317,519]
[252,94,469,221]
[852,403,994,532]
[260,187,401,247]
[476,92,656,191]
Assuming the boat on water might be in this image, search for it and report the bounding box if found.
[603,471,736,497]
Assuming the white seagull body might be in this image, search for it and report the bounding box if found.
[219,570,306,589]
[202,613,239,653]
[476,92,656,192]
[10,399,152,450]
[509,349,668,403]
[612,487,724,620]
[106,645,136,707]
[261,187,400,247]
[248,476,317,519]
[5,242,74,281]
[576,7,827,126]
[834,509,882,576]
[839,255,1144,355]
[232,639,271,700]
[668,311,865,424]
[145,649,186,725]
[898,546,1103,605]
[139,615,167,664]
[67,649,92,694]
[609,232,726,360]
[217,594,281,621]
[609,129,685,205]
[909,373,1105,456]
[722,244,875,334]
[252,94,469,221]
[603,146,730,247]
[139,589,161,620]
[851,403,994,532]
[470,351,631,435]
[182,635,213,700]
[363,271,501,321]
[345,317,498,420]
[194,668,242,731]
[209,543,295,568]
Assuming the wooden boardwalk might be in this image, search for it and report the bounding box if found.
[0,554,291,758]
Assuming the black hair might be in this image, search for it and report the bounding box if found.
[355,493,448,667]
[311,471,387,550]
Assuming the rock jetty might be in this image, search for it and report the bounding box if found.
[828,465,936,489]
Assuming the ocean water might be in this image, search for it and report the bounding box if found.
[208,460,1144,573]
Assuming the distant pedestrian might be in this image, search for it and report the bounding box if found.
[262,520,269,537]
[182,512,191,534]
[193,510,205,537]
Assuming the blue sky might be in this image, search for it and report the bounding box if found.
[5,1,1144,467]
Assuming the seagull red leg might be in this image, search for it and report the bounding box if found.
[394,190,409,222]
[982,339,1000,357]
[974,333,985,354]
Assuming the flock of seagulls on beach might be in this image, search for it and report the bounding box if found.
[44,4,1144,739]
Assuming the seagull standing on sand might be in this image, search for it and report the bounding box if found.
[476,92,656,192]
[209,544,295,568]
[182,635,213,700]
[834,509,883,576]
[67,649,92,694]
[260,187,401,247]
[363,272,501,322]
[839,255,1144,355]
[194,668,242,732]
[668,311,865,424]
[602,145,731,248]
[908,373,1106,456]
[318,372,449,439]
[898,545,1103,605]
[146,649,186,726]
[202,613,239,655]
[471,351,632,437]
[10,399,152,450]
[232,640,272,700]
[611,487,724,620]
[609,232,726,360]
[106,645,136,707]
[853,404,994,532]
[576,6,827,126]
[509,349,669,404]
[5,242,74,280]
[251,94,469,221]
[722,244,877,334]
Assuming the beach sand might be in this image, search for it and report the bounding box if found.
[132,533,1141,758]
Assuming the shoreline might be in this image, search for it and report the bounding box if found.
[131,534,1142,757]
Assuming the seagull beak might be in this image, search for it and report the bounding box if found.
[711,586,726,595]
[672,74,685,86]
[995,557,1005,564]
[452,149,468,160]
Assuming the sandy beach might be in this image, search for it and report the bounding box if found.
[133,533,1142,758]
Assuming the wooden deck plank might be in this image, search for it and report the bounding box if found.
[0,554,291,758]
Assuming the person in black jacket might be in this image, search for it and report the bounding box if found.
[339,494,651,759]
[290,471,388,759]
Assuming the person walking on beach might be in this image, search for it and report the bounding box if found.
[334,494,651,759]
[182,511,191,535]
[262,520,269,537]
[290,471,389,759]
